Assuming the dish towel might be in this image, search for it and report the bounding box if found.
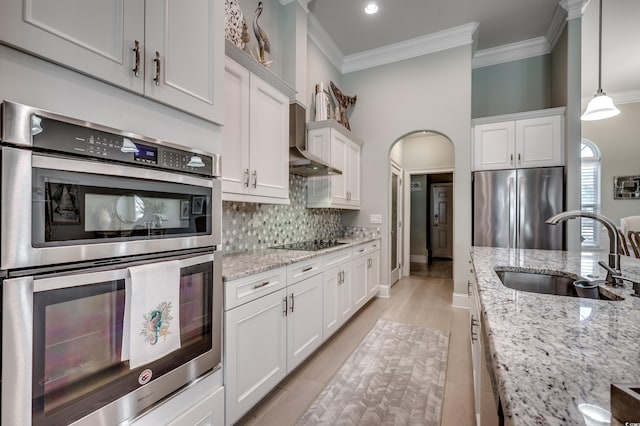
[122,260,182,369]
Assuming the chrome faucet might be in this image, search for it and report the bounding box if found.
[546,210,623,285]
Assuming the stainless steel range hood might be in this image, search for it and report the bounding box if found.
[289,102,342,176]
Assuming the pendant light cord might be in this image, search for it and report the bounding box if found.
[597,0,603,92]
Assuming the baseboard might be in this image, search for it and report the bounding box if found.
[376,285,390,298]
[410,255,427,264]
[452,292,470,309]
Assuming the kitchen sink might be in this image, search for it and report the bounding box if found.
[495,270,623,301]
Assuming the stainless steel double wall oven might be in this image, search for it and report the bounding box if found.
[0,101,222,425]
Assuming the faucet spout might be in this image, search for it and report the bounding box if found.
[546,210,621,283]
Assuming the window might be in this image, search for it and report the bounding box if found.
[581,139,601,248]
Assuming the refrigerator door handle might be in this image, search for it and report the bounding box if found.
[518,176,525,249]
[509,176,515,249]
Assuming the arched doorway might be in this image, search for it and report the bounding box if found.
[388,130,455,285]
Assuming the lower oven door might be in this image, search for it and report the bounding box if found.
[1,251,221,426]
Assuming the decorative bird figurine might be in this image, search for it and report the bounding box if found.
[330,81,357,130]
[253,2,272,66]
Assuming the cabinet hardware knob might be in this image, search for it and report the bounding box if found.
[153,51,161,86]
[253,281,269,289]
[132,41,141,77]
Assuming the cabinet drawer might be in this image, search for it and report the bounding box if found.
[353,240,380,258]
[287,257,324,285]
[323,247,353,267]
[225,267,287,310]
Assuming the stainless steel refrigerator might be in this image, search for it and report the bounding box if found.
[473,167,564,249]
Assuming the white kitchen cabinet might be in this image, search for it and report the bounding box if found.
[286,273,324,372]
[0,0,224,124]
[224,288,287,425]
[166,385,224,426]
[307,120,362,209]
[366,244,381,298]
[472,108,564,171]
[222,57,289,204]
[469,264,482,426]
[351,247,369,312]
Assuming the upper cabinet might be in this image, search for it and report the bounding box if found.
[0,0,224,124]
[222,56,291,204]
[307,120,362,209]
[472,107,565,171]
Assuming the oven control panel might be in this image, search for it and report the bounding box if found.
[30,116,215,177]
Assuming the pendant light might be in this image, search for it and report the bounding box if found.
[581,0,620,121]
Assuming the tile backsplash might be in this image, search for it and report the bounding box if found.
[221,174,343,253]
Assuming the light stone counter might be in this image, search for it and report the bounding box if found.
[222,237,379,282]
[470,246,640,426]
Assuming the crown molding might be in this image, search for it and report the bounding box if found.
[472,37,550,69]
[307,13,344,72]
[278,0,311,13]
[546,4,568,50]
[559,0,589,20]
[341,22,479,74]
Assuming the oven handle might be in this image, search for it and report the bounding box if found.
[32,153,213,188]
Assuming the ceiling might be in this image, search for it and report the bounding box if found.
[307,0,640,104]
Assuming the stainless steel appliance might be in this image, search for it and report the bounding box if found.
[1,101,222,425]
[472,167,564,250]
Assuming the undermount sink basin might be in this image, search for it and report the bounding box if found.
[495,270,623,301]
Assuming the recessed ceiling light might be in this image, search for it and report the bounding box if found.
[364,3,378,14]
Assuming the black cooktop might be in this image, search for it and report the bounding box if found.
[272,239,347,251]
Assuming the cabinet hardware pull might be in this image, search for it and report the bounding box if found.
[253,281,269,289]
[283,296,288,316]
[243,169,249,187]
[358,248,366,253]
[153,51,161,86]
[467,280,472,296]
[132,41,141,77]
[290,294,295,312]
[302,266,313,272]
[252,170,257,188]
[470,315,479,342]
[518,153,521,164]
[510,153,514,163]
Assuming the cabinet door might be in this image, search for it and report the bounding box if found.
[225,289,287,425]
[222,58,251,196]
[330,132,350,205]
[338,266,353,322]
[347,141,361,207]
[473,122,515,171]
[287,274,324,372]
[323,266,341,339]
[166,385,224,426]
[515,115,563,168]
[351,254,368,311]
[367,250,380,298]
[470,273,482,424]
[144,0,223,123]
[0,0,144,93]
[249,74,289,199]
[307,127,331,163]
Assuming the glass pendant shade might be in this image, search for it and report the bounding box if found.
[581,89,620,121]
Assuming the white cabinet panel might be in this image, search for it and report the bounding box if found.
[225,289,287,425]
[351,254,368,312]
[367,249,380,297]
[222,57,289,204]
[287,274,324,372]
[166,385,224,426]
[472,109,564,171]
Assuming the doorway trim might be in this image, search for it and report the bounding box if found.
[403,167,454,278]
[389,161,403,287]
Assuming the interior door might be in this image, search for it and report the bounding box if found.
[431,183,453,259]
[390,164,402,284]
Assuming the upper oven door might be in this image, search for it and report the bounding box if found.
[1,147,221,270]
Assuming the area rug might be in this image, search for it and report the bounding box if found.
[298,319,450,426]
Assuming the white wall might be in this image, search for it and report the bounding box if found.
[582,102,640,231]
[306,38,343,121]
[0,45,221,155]
[341,45,472,303]
[400,133,454,170]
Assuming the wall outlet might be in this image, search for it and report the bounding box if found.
[370,214,382,224]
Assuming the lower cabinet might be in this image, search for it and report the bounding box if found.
[352,251,369,312]
[367,248,381,297]
[323,262,353,340]
[287,274,324,372]
[225,288,287,425]
[167,385,225,426]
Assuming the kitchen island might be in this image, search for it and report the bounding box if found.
[471,246,640,425]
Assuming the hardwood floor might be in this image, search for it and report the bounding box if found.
[237,260,475,426]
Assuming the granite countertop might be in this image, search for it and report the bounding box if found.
[470,246,640,426]
[222,237,379,282]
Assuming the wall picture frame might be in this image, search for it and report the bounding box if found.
[192,196,205,215]
[180,200,190,219]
